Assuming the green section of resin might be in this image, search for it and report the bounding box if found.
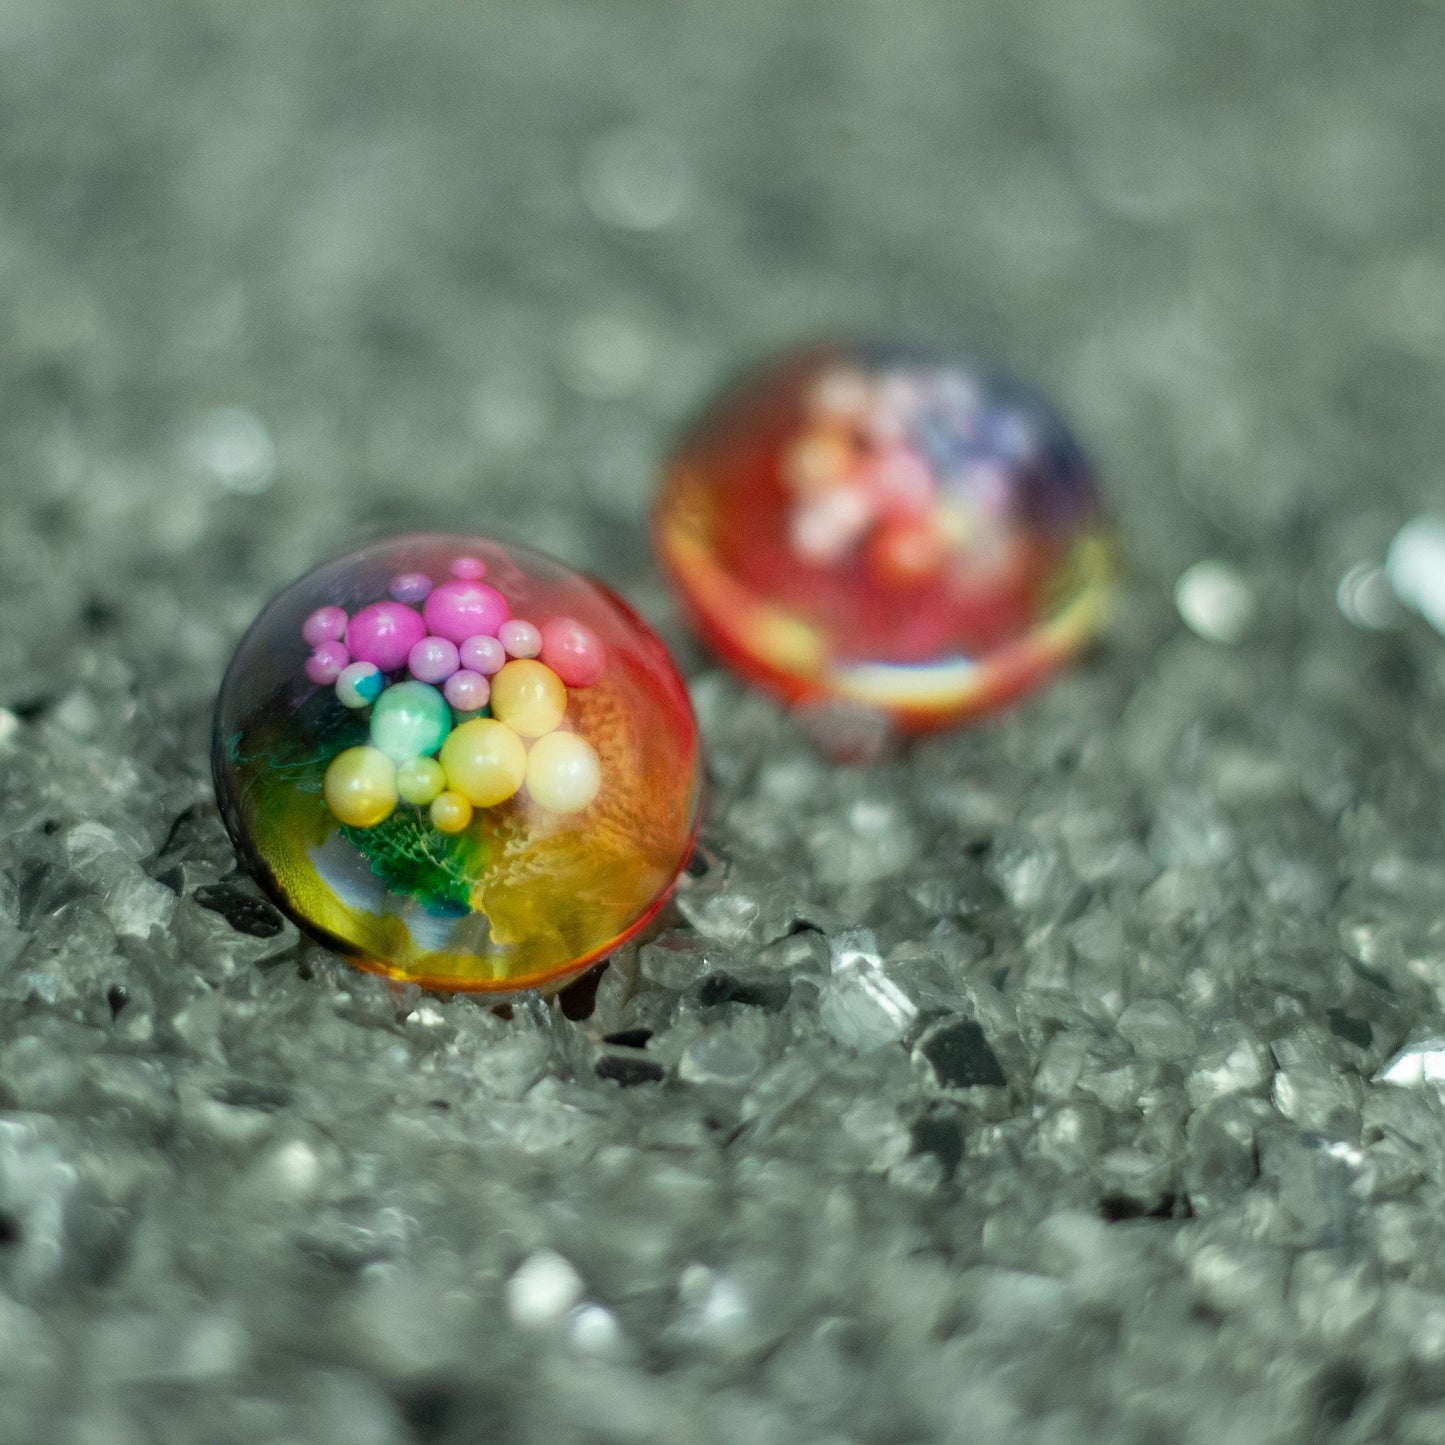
[236,681,486,914]
[339,808,484,915]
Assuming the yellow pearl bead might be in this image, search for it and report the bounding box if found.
[489,659,567,739]
[439,718,527,807]
[429,790,474,834]
[323,746,398,829]
[524,731,601,814]
[395,756,446,807]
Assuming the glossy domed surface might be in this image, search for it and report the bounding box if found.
[655,344,1115,732]
[214,535,701,993]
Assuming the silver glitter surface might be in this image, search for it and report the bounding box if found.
[3,2,1445,1442]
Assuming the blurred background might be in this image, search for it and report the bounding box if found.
[6,0,1444,699]
[4,2,1445,1442]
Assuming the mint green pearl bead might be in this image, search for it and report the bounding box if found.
[369,681,452,763]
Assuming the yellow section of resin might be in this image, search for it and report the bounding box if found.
[252,662,696,992]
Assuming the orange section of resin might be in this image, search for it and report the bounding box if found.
[213,535,701,993]
[654,345,1115,732]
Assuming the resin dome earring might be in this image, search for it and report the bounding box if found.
[213,535,702,993]
[653,343,1115,738]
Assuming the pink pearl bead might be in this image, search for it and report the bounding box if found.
[538,617,606,688]
[408,635,461,684]
[423,580,509,645]
[345,601,427,672]
[450,556,487,580]
[460,634,506,675]
[302,606,348,648]
[305,641,350,685]
[444,670,491,713]
[498,619,542,659]
[389,572,433,604]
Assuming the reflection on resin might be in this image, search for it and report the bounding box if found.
[655,344,1116,733]
[213,536,701,993]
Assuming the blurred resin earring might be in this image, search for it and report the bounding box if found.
[653,343,1115,748]
[213,535,702,994]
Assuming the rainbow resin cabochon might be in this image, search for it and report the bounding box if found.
[213,536,701,993]
[654,344,1115,732]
